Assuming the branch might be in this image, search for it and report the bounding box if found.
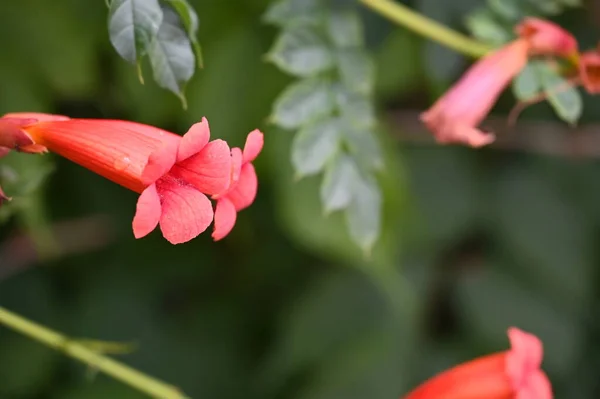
[0,307,189,399]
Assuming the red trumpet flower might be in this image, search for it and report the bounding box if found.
[403,327,552,399]
[0,112,263,244]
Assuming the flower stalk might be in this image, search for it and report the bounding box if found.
[0,306,189,399]
[358,0,493,58]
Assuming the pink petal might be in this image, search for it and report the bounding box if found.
[156,177,213,244]
[0,147,9,158]
[132,183,161,239]
[227,163,258,211]
[177,117,210,162]
[242,129,264,164]
[421,119,496,148]
[516,370,553,399]
[516,18,577,57]
[212,197,237,241]
[141,140,178,186]
[231,147,243,185]
[505,328,545,392]
[170,139,232,196]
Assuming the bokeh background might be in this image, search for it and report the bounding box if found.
[1,0,599,398]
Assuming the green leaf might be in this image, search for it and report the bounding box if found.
[465,9,511,45]
[326,10,363,48]
[335,85,376,129]
[163,0,203,67]
[267,26,334,77]
[336,49,375,95]
[108,0,163,77]
[526,0,562,15]
[320,154,357,213]
[147,5,195,107]
[271,78,336,129]
[512,61,543,100]
[538,64,582,125]
[263,0,321,27]
[345,171,381,255]
[342,127,383,171]
[487,0,524,21]
[292,118,342,177]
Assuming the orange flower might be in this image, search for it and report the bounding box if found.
[403,327,552,399]
[578,49,600,94]
[0,113,263,244]
[421,19,577,147]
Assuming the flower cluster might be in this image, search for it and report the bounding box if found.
[421,18,579,148]
[403,327,552,399]
[0,112,263,244]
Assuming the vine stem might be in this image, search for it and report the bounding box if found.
[358,0,492,58]
[0,307,189,399]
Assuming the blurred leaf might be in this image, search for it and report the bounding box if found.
[108,0,163,78]
[512,61,543,100]
[147,5,195,107]
[263,0,321,27]
[336,50,375,95]
[267,26,334,77]
[487,0,523,21]
[342,127,383,171]
[335,86,376,129]
[163,0,203,67]
[345,171,381,255]
[320,154,357,213]
[292,118,341,177]
[271,78,335,129]
[326,10,363,48]
[465,9,511,45]
[526,0,561,15]
[538,65,582,125]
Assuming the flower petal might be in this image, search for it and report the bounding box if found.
[178,117,210,162]
[212,197,237,241]
[0,147,10,158]
[227,163,258,211]
[420,116,496,148]
[516,17,577,57]
[171,139,232,196]
[579,50,600,94]
[231,147,243,185]
[157,178,213,244]
[516,370,552,399]
[132,183,162,239]
[505,327,545,393]
[242,129,264,164]
[141,140,178,186]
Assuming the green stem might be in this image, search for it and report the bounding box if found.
[0,307,189,399]
[358,0,493,58]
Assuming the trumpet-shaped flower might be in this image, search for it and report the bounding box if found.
[516,18,578,58]
[403,327,552,399]
[579,50,600,94]
[421,40,529,147]
[421,18,577,147]
[212,129,263,241]
[0,112,245,244]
